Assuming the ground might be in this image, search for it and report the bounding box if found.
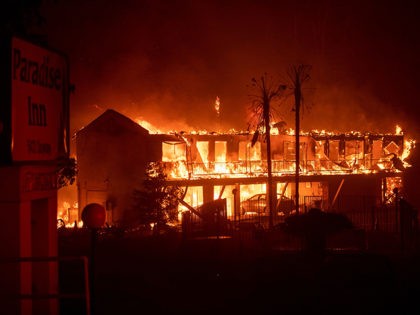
[58,229,420,315]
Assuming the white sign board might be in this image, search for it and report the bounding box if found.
[10,37,69,162]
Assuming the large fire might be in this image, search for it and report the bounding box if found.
[159,124,415,180]
[58,117,415,228]
[155,121,414,220]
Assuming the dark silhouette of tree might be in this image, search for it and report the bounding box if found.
[248,73,286,229]
[56,156,78,188]
[132,162,184,234]
[287,64,311,215]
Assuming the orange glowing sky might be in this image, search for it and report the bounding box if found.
[32,0,420,139]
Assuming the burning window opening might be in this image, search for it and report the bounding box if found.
[158,130,414,180]
[384,176,403,205]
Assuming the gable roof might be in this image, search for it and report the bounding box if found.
[76,109,149,137]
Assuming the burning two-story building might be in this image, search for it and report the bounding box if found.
[73,109,413,231]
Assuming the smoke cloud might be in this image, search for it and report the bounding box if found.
[39,0,420,140]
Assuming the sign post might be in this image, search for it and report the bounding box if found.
[0,36,70,315]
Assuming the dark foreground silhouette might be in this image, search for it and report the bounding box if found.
[58,229,420,315]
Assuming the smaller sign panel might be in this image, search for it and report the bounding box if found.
[10,37,69,162]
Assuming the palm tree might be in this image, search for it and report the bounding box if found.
[287,65,311,215]
[249,74,286,229]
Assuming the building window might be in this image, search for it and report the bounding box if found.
[162,142,186,162]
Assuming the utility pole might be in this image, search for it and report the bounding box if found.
[262,85,275,229]
[295,75,301,215]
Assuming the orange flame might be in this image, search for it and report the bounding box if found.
[57,201,81,228]
[135,117,162,134]
[156,125,415,180]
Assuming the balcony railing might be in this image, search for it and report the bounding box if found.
[164,158,398,180]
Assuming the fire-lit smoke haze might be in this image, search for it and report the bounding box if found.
[38,0,420,140]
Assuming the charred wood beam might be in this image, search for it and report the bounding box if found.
[311,134,403,142]
[177,198,204,219]
[218,185,226,199]
[166,172,395,188]
[331,178,345,209]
